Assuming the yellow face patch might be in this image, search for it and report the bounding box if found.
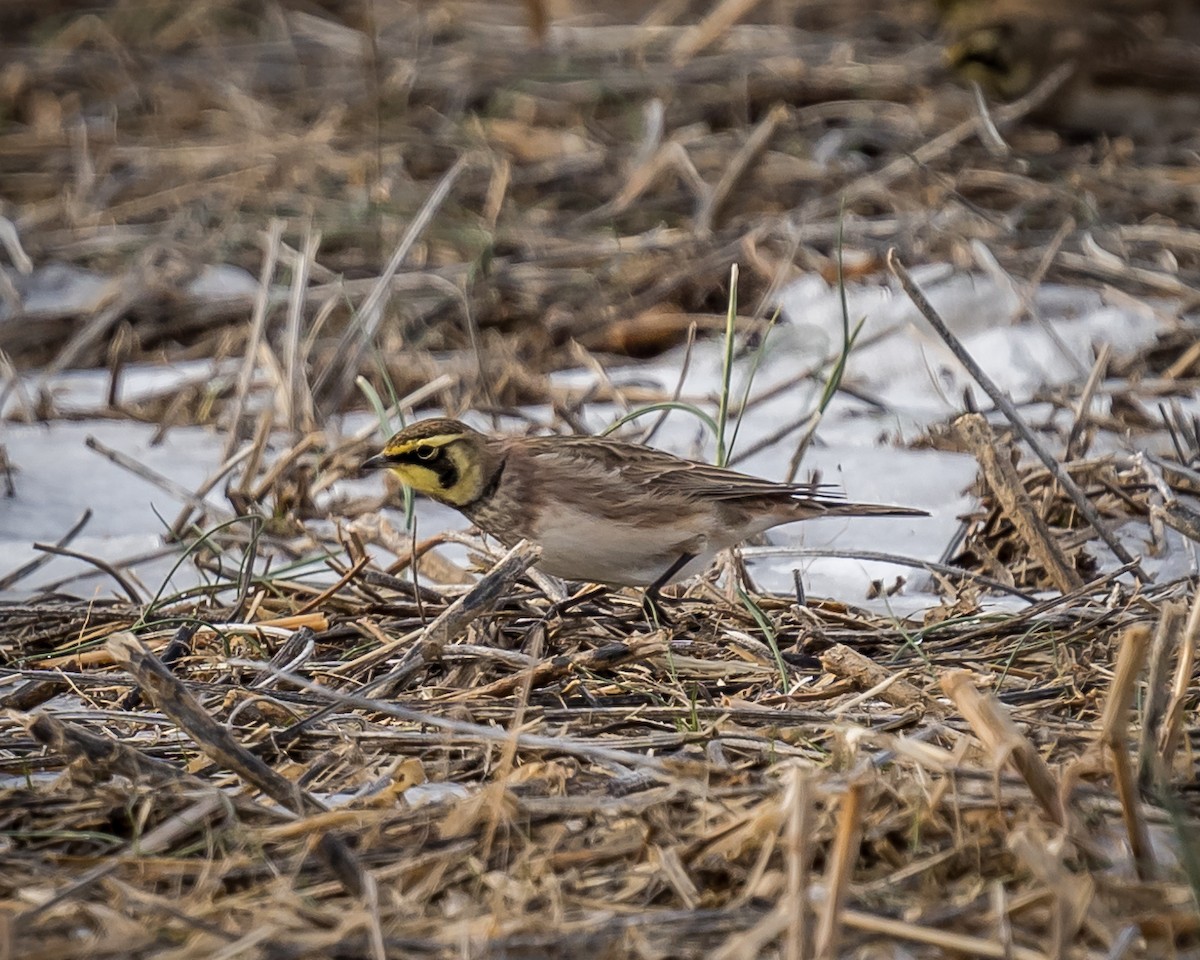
[369,431,485,506]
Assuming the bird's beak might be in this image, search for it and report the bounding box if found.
[361,454,389,472]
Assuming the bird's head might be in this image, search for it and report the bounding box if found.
[362,418,493,507]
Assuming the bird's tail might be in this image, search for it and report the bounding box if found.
[815,502,929,519]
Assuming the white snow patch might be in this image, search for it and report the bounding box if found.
[2,267,1187,611]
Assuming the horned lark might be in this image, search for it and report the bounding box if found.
[362,418,926,597]
[936,0,1200,136]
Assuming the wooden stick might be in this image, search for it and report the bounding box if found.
[954,413,1083,594]
[108,631,327,816]
[1097,625,1156,880]
[941,670,1065,828]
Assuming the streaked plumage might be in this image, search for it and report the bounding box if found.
[362,418,926,591]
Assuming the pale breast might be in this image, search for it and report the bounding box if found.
[531,503,717,586]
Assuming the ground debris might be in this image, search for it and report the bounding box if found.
[2,531,1198,958]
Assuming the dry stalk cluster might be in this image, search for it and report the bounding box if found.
[0,499,1198,958]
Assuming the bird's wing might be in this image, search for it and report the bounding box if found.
[523,434,845,503]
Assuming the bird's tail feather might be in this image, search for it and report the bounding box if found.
[816,502,928,518]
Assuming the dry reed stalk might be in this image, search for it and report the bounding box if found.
[13,792,231,929]
[1097,624,1156,881]
[583,140,707,227]
[293,556,371,616]
[671,0,764,64]
[248,431,322,503]
[695,102,789,235]
[0,508,92,593]
[954,412,1083,593]
[889,250,1144,578]
[314,153,473,415]
[1156,586,1200,773]
[836,906,1050,960]
[29,541,144,604]
[103,319,133,408]
[1137,602,1184,787]
[255,660,683,776]
[446,630,668,700]
[37,265,143,383]
[229,407,274,501]
[783,763,815,960]
[820,642,944,716]
[167,442,256,539]
[84,435,232,522]
[251,625,318,691]
[341,374,459,446]
[283,226,320,437]
[814,776,867,959]
[801,62,1074,223]
[259,538,542,753]
[19,710,195,786]
[1064,341,1111,461]
[329,625,424,676]
[0,677,68,711]
[224,218,283,461]
[1056,251,1200,298]
[1018,213,1082,332]
[940,669,1066,828]
[1007,823,1098,955]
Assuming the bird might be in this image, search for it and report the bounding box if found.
[934,0,1200,136]
[362,418,927,607]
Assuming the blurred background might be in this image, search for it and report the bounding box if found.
[3,0,1196,400]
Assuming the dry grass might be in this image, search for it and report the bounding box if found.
[2,539,1198,958]
[3,1,1200,957]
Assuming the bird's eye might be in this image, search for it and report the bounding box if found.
[415,444,436,460]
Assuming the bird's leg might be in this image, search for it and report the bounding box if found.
[641,552,696,627]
